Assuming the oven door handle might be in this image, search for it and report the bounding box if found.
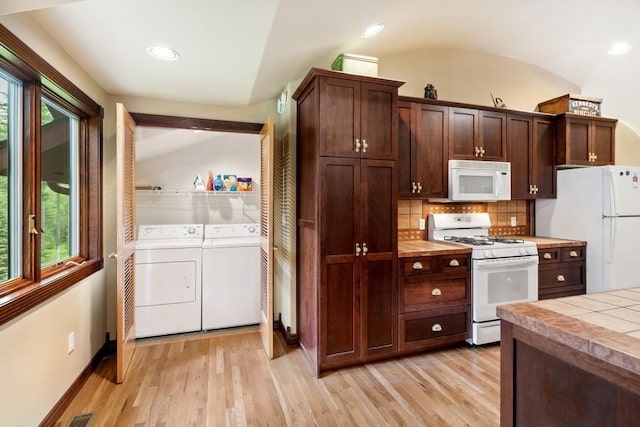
[475,257,538,269]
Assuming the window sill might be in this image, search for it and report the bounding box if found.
[0,258,103,326]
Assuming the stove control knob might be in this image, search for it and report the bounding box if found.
[484,250,493,258]
[248,226,256,233]
[187,226,196,234]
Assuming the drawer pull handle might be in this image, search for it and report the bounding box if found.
[449,259,460,267]
[431,323,442,332]
[569,250,578,257]
[557,274,566,282]
[543,252,552,259]
[431,288,442,296]
[412,262,423,270]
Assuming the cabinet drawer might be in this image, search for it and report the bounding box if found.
[438,254,469,273]
[399,272,469,313]
[538,248,561,264]
[398,307,469,352]
[561,246,585,262]
[400,257,436,276]
[539,263,585,296]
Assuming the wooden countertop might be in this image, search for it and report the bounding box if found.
[497,289,640,376]
[398,236,585,257]
[398,240,472,258]
[517,236,587,249]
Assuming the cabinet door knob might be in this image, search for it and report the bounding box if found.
[431,323,442,332]
[557,274,566,282]
[355,243,361,256]
[412,261,423,270]
[449,259,460,267]
[431,288,442,296]
[474,146,480,156]
[543,252,552,259]
[412,182,417,194]
[569,250,578,257]
[362,242,368,256]
[417,182,422,193]
[362,139,368,153]
[355,138,361,152]
[480,147,485,156]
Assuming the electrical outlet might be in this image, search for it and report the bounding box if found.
[510,216,517,227]
[419,218,426,230]
[68,331,75,354]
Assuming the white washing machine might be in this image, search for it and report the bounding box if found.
[202,223,260,330]
[135,224,203,338]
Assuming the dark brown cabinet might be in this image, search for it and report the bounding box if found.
[397,254,470,352]
[449,107,506,161]
[317,76,398,160]
[294,68,403,375]
[537,244,586,300]
[397,98,448,198]
[556,114,617,166]
[508,113,556,199]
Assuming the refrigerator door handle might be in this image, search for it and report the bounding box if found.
[608,169,617,216]
[607,216,616,264]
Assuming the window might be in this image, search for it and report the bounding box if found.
[0,70,21,283]
[0,24,103,326]
[40,98,79,267]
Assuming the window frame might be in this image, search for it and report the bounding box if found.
[0,24,103,325]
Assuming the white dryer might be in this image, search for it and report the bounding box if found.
[202,223,260,330]
[135,224,203,338]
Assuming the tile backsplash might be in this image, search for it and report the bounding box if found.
[398,199,531,241]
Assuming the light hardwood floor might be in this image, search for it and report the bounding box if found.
[56,328,500,426]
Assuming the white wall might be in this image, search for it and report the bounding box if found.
[0,13,108,426]
[135,130,260,225]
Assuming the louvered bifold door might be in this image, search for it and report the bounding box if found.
[259,118,275,359]
[116,103,137,383]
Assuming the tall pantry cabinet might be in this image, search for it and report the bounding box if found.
[293,68,404,375]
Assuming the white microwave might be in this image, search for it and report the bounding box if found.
[447,159,511,201]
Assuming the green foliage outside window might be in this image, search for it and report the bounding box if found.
[40,100,73,267]
[0,82,9,282]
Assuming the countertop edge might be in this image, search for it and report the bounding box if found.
[498,299,640,376]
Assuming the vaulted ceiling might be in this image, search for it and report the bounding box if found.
[3,0,639,129]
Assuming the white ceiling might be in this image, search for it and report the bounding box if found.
[6,0,640,115]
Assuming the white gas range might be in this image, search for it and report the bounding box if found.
[428,213,539,345]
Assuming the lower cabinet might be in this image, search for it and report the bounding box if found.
[397,254,471,352]
[538,245,586,299]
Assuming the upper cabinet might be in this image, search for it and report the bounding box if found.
[556,114,617,167]
[508,113,556,199]
[449,107,506,161]
[398,100,448,198]
[317,75,400,160]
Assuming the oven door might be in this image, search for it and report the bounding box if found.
[472,255,538,322]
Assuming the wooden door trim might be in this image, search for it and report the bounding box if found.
[129,112,263,134]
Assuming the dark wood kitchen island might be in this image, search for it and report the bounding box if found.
[498,290,640,426]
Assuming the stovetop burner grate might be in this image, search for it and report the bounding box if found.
[443,235,525,246]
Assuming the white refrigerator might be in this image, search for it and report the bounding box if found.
[536,165,640,294]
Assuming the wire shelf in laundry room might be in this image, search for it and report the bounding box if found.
[135,189,259,225]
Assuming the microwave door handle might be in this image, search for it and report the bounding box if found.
[494,171,501,199]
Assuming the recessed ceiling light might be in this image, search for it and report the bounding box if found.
[146,46,180,61]
[361,23,385,38]
[607,41,632,56]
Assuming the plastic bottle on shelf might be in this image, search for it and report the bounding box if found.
[206,172,214,191]
[213,174,224,191]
